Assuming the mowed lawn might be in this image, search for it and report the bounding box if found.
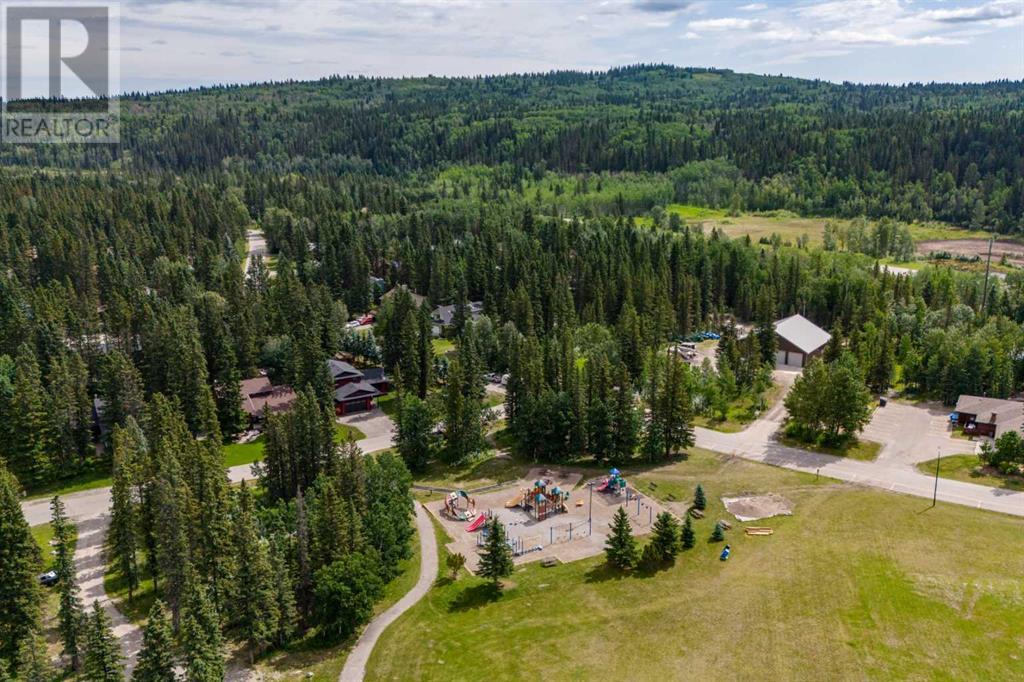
[366,449,1024,680]
[223,422,366,468]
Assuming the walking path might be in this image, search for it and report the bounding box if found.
[339,503,438,682]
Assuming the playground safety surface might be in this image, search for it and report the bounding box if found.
[426,467,671,573]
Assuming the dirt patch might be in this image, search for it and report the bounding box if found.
[722,493,793,522]
[916,239,1024,266]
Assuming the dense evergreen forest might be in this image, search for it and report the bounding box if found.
[3,65,1024,229]
[2,65,1024,678]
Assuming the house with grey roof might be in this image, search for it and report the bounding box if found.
[431,301,483,336]
[953,395,1024,439]
[774,314,831,368]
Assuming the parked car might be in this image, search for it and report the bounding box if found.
[39,570,58,587]
[345,320,360,329]
[500,373,510,386]
[358,313,375,325]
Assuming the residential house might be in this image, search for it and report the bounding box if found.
[240,376,298,424]
[953,395,1024,439]
[431,301,483,336]
[326,359,390,415]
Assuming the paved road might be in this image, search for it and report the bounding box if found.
[694,383,1024,517]
[339,503,438,682]
[242,228,266,275]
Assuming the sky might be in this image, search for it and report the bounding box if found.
[10,0,1024,97]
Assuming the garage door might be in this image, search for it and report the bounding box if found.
[776,350,804,368]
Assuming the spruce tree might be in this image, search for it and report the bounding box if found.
[0,460,42,668]
[232,482,279,662]
[711,521,726,542]
[181,577,224,682]
[109,420,144,602]
[83,602,124,682]
[681,516,696,549]
[604,507,639,570]
[477,518,514,589]
[650,511,681,562]
[269,537,298,647]
[14,630,54,682]
[133,600,176,682]
[51,496,84,671]
[694,484,707,511]
[8,343,54,487]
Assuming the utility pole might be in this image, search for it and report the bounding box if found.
[980,234,994,316]
[587,481,594,524]
[932,447,941,507]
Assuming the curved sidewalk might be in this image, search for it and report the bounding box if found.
[340,503,438,682]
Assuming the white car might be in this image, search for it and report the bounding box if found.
[345,320,360,329]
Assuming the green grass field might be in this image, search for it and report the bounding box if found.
[917,454,1024,492]
[223,423,366,468]
[366,448,1024,680]
[778,434,883,461]
[25,466,112,500]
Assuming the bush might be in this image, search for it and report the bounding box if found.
[314,552,384,641]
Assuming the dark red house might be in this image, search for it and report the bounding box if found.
[333,381,381,416]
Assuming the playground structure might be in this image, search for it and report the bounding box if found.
[426,467,672,573]
[596,468,627,495]
[506,478,570,521]
[443,490,477,521]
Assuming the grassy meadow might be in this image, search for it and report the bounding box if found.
[366,448,1024,680]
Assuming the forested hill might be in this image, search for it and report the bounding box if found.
[6,65,1024,229]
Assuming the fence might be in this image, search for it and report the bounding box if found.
[476,516,594,556]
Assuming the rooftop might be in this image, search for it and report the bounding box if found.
[774,314,831,355]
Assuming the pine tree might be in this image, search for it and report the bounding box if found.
[293,488,314,626]
[7,343,54,487]
[181,578,224,682]
[133,600,177,682]
[83,602,124,682]
[14,630,54,682]
[51,496,84,671]
[0,460,42,668]
[681,516,696,549]
[109,419,144,602]
[711,521,726,542]
[232,482,279,663]
[269,537,298,647]
[97,350,145,442]
[650,512,681,562]
[694,484,707,511]
[604,507,639,570]
[477,518,514,589]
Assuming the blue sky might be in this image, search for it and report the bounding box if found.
[16,0,1024,96]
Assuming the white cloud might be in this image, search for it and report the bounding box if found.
[924,0,1022,24]
[688,17,768,30]
[738,3,767,10]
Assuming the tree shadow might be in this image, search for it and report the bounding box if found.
[448,582,502,612]
[583,561,628,584]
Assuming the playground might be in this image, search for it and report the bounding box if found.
[425,467,671,572]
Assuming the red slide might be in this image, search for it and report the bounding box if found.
[596,480,610,493]
[466,515,487,532]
